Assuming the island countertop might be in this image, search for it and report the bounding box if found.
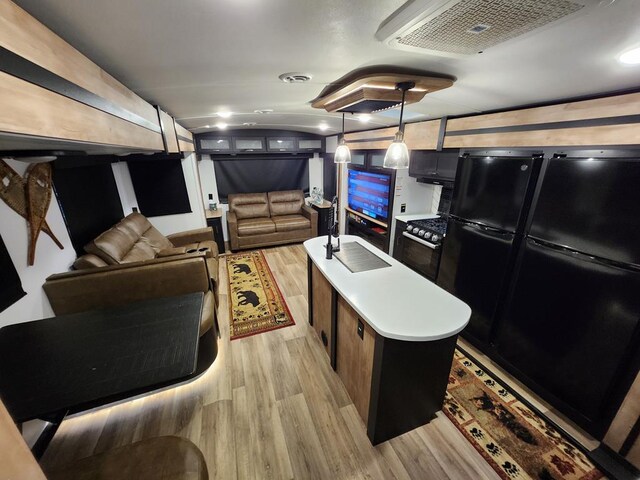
[304,235,471,342]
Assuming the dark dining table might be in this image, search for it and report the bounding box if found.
[0,292,203,455]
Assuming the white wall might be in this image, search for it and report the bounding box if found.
[0,159,77,327]
[197,154,322,241]
[111,153,207,236]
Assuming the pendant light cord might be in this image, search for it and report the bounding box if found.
[395,81,415,135]
[341,113,346,142]
[398,89,406,134]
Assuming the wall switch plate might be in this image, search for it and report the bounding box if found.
[400,203,406,213]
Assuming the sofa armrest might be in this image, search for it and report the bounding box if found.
[43,256,211,316]
[301,205,318,237]
[157,246,188,257]
[167,227,214,247]
[226,211,239,251]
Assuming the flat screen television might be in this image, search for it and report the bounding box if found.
[347,169,391,223]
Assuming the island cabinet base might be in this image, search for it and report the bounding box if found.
[367,333,457,445]
[307,254,459,445]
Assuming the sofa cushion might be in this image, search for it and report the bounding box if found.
[73,254,109,270]
[237,218,276,236]
[119,212,152,237]
[85,227,138,264]
[229,192,270,220]
[120,242,156,264]
[268,190,304,216]
[272,214,311,232]
[140,225,173,253]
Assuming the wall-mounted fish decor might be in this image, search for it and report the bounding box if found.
[0,159,63,265]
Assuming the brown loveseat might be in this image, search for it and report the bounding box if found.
[226,190,317,251]
[75,212,219,286]
[43,212,220,339]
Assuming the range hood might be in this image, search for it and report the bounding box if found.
[376,0,602,58]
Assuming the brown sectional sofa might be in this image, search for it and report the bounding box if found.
[227,190,317,251]
[44,212,220,338]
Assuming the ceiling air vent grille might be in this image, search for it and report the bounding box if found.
[377,0,598,57]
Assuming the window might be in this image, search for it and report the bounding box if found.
[214,158,309,202]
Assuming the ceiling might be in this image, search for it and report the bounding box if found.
[13,0,640,135]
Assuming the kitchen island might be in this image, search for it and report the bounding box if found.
[304,235,470,444]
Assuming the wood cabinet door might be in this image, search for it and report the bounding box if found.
[311,263,333,360]
[336,296,376,424]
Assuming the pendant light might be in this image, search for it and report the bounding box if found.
[383,81,415,169]
[334,113,351,164]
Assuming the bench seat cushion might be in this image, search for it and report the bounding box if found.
[237,218,276,236]
[272,214,311,232]
[46,436,208,480]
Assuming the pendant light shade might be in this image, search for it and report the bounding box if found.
[334,141,351,164]
[383,81,415,169]
[383,131,410,169]
[334,113,351,164]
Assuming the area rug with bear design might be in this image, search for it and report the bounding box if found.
[227,250,295,340]
[444,349,604,480]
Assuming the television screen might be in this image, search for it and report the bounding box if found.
[347,170,391,222]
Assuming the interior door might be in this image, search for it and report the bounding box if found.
[437,218,516,345]
[494,238,640,433]
[451,156,538,232]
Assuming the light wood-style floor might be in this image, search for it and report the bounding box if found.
[39,243,594,479]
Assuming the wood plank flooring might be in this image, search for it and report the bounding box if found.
[40,243,592,479]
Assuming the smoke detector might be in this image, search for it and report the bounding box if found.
[376,0,602,57]
[242,122,257,126]
[279,72,313,83]
[254,109,273,114]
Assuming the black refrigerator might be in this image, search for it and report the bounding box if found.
[493,153,640,437]
[437,153,542,346]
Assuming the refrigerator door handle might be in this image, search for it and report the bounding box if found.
[451,216,513,236]
[528,236,640,273]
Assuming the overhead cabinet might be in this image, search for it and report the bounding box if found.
[0,0,190,154]
[235,137,266,153]
[409,150,459,186]
[199,137,233,153]
[196,132,324,155]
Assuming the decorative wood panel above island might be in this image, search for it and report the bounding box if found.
[304,235,470,444]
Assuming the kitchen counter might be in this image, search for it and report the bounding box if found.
[305,235,471,445]
[304,235,470,342]
[394,212,439,223]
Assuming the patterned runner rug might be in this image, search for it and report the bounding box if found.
[227,250,295,340]
[444,349,604,480]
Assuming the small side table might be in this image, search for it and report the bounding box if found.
[310,200,333,237]
[205,209,225,254]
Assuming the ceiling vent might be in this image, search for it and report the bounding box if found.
[279,72,313,83]
[376,0,601,57]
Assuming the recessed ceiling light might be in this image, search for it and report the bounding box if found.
[279,72,313,83]
[216,122,228,130]
[318,123,329,131]
[358,114,371,123]
[217,111,232,118]
[619,47,640,65]
[254,109,273,114]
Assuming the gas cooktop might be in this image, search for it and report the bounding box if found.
[406,217,448,245]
